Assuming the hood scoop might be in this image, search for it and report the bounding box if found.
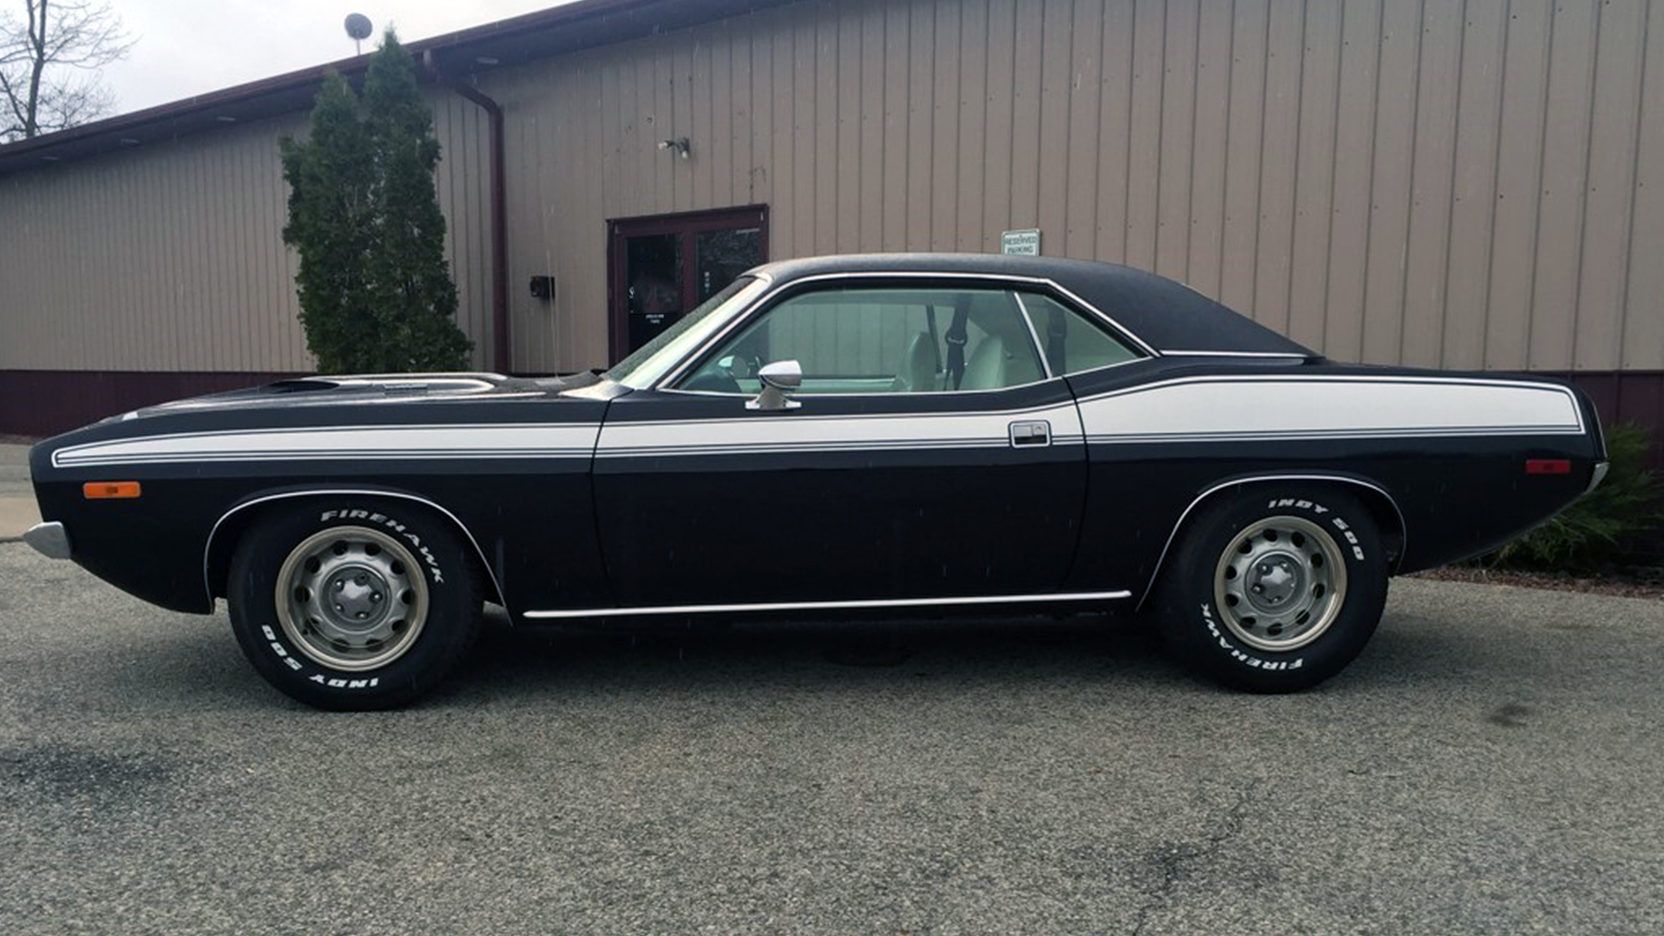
[110,372,529,422]
[268,373,509,396]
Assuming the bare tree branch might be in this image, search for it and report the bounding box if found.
[0,0,133,143]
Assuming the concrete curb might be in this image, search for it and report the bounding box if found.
[0,498,41,542]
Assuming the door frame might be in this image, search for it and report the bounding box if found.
[606,204,770,363]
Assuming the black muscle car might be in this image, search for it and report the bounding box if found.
[25,254,1607,708]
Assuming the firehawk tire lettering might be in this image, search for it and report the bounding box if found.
[318,508,446,584]
[1200,603,1304,671]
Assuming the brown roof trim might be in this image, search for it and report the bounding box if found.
[0,0,796,175]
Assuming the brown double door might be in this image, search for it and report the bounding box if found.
[607,205,769,363]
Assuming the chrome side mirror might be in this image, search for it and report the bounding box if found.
[747,359,803,411]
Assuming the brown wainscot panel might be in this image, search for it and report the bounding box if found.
[0,370,303,439]
[1543,371,1664,468]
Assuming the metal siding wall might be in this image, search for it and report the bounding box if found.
[475,0,1662,376]
[0,116,311,372]
[0,94,494,373]
[1,0,1659,381]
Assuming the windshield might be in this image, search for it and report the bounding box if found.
[606,275,770,389]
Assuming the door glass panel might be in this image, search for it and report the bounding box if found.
[695,227,763,302]
[1018,292,1144,375]
[625,234,683,353]
[680,287,1047,394]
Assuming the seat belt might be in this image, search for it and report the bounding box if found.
[925,305,943,376]
[945,297,971,390]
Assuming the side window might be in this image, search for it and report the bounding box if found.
[679,286,1048,394]
[1018,292,1143,375]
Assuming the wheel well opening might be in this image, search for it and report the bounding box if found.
[1141,476,1408,607]
[203,493,505,608]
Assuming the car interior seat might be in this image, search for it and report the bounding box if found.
[894,331,939,392]
[959,334,1009,391]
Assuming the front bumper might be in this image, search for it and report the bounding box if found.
[23,521,71,560]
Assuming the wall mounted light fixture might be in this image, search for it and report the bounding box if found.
[657,137,691,160]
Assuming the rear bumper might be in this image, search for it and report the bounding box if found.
[22,521,71,560]
[1586,461,1610,495]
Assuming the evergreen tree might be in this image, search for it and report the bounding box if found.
[280,30,471,374]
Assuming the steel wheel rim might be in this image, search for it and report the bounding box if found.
[1212,515,1348,652]
[275,527,430,672]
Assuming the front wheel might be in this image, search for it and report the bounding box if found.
[1155,488,1389,692]
[227,499,482,709]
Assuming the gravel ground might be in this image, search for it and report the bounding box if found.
[1,545,1661,935]
[1419,565,1664,600]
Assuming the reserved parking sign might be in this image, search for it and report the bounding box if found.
[1000,229,1041,255]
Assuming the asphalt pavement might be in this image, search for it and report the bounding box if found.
[0,444,39,539]
[1,543,1661,935]
[0,442,31,495]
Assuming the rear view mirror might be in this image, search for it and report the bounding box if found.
[748,359,803,411]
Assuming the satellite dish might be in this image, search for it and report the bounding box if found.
[344,13,373,54]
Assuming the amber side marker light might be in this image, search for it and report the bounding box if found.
[1524,459,1572,476]
[83,481,142,499]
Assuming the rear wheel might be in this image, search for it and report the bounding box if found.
[1155,488,1389,692]
[227,499,482,709]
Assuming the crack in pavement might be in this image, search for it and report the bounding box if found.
[1127,782,1257,936]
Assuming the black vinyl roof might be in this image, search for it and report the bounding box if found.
[751,253,1315,357]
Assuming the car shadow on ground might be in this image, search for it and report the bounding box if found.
[69,604,1480,714]
[411,607,1476,708]
[458,610,1174,685]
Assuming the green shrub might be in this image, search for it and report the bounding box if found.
[1487,422,1663,571]
[280,30,471,374]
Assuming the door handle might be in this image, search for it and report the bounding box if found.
[1008,420,1051,448]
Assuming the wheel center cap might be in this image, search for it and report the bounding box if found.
[1247,553,1303,609]
[326,565,388,628]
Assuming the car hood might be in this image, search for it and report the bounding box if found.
[30,371,620,480]
[107,371,606,421]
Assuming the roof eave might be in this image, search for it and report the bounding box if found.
[0,0,797,177]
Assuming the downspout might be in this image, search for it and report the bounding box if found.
[424,51,510,374]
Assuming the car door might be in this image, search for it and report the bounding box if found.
[590,279,1092,609]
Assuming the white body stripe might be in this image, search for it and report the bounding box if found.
[49,375,1584,467]
[52,423,600,468]
[595,402,1084,458]
[1076,375,1583,444]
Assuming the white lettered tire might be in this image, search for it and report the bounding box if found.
[227,499,482,709]
[1155,487,1389,692]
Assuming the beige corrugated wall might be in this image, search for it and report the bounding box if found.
[0,92,495,372]
[1,0,1660,377]
[0,115,310,372]
[484,0,1664,374]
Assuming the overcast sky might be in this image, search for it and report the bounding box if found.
[102,0,572,115]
